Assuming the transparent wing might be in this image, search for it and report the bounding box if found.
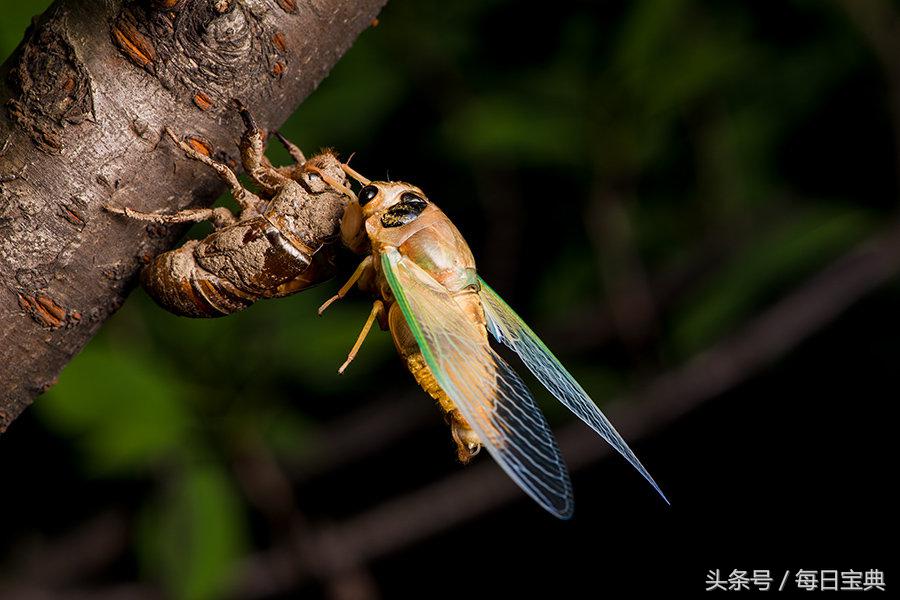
[382,249,574,518]
[478,278,670,504]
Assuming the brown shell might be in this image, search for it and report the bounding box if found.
[141,219,337,318]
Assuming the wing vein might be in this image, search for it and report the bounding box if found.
[478,278,669,504]
[381,250,574,518]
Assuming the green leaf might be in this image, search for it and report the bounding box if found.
[274,35,407,154]
[258,407,318,461]
[533,243,601,322]
[247,290,395,391]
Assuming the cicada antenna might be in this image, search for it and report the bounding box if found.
[341,159,371,186]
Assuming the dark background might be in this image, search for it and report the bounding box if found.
[0,0,895,597]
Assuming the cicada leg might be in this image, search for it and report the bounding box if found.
[318,256,373,314]
[337,299,386,374]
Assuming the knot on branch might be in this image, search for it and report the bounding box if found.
[5,10,95,154]
[111,0,290,110]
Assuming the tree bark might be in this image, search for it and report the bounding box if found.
[0,0,386,432]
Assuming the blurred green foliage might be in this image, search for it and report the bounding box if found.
[2,0,894,597]
[38,343,193,474]
[138,463,246,600]
[673,207,874,354]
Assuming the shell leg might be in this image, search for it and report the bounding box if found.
[235,101,291,194]
[164,127,262,215]
[273,130,306,165]
[105,205,236,229]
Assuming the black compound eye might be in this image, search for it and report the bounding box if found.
[359,185,378,204]
[381,192,428,228]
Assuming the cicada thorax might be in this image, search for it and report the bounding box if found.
[141,178,345,318]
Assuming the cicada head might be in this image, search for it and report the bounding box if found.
[334,172,436,254]
[357,182,427,219]
[357,182,441,248]
[318,163,456,257]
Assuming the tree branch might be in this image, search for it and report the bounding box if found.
[0,0,386,431]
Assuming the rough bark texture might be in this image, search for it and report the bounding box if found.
[0,0,386,432]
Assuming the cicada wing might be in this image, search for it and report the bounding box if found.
[477,278,670,504]
[382,249,574,519]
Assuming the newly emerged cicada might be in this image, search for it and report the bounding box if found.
[312,169,670,519]
[112,106,668,518]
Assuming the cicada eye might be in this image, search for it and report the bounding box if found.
[359,185,379,204]
[381,192,428,227]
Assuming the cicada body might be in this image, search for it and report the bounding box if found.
[320,178,670,519]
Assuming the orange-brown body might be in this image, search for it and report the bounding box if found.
[327,181,489,461]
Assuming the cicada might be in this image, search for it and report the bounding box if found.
[311,166,670,519]
[110,105,667,517]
